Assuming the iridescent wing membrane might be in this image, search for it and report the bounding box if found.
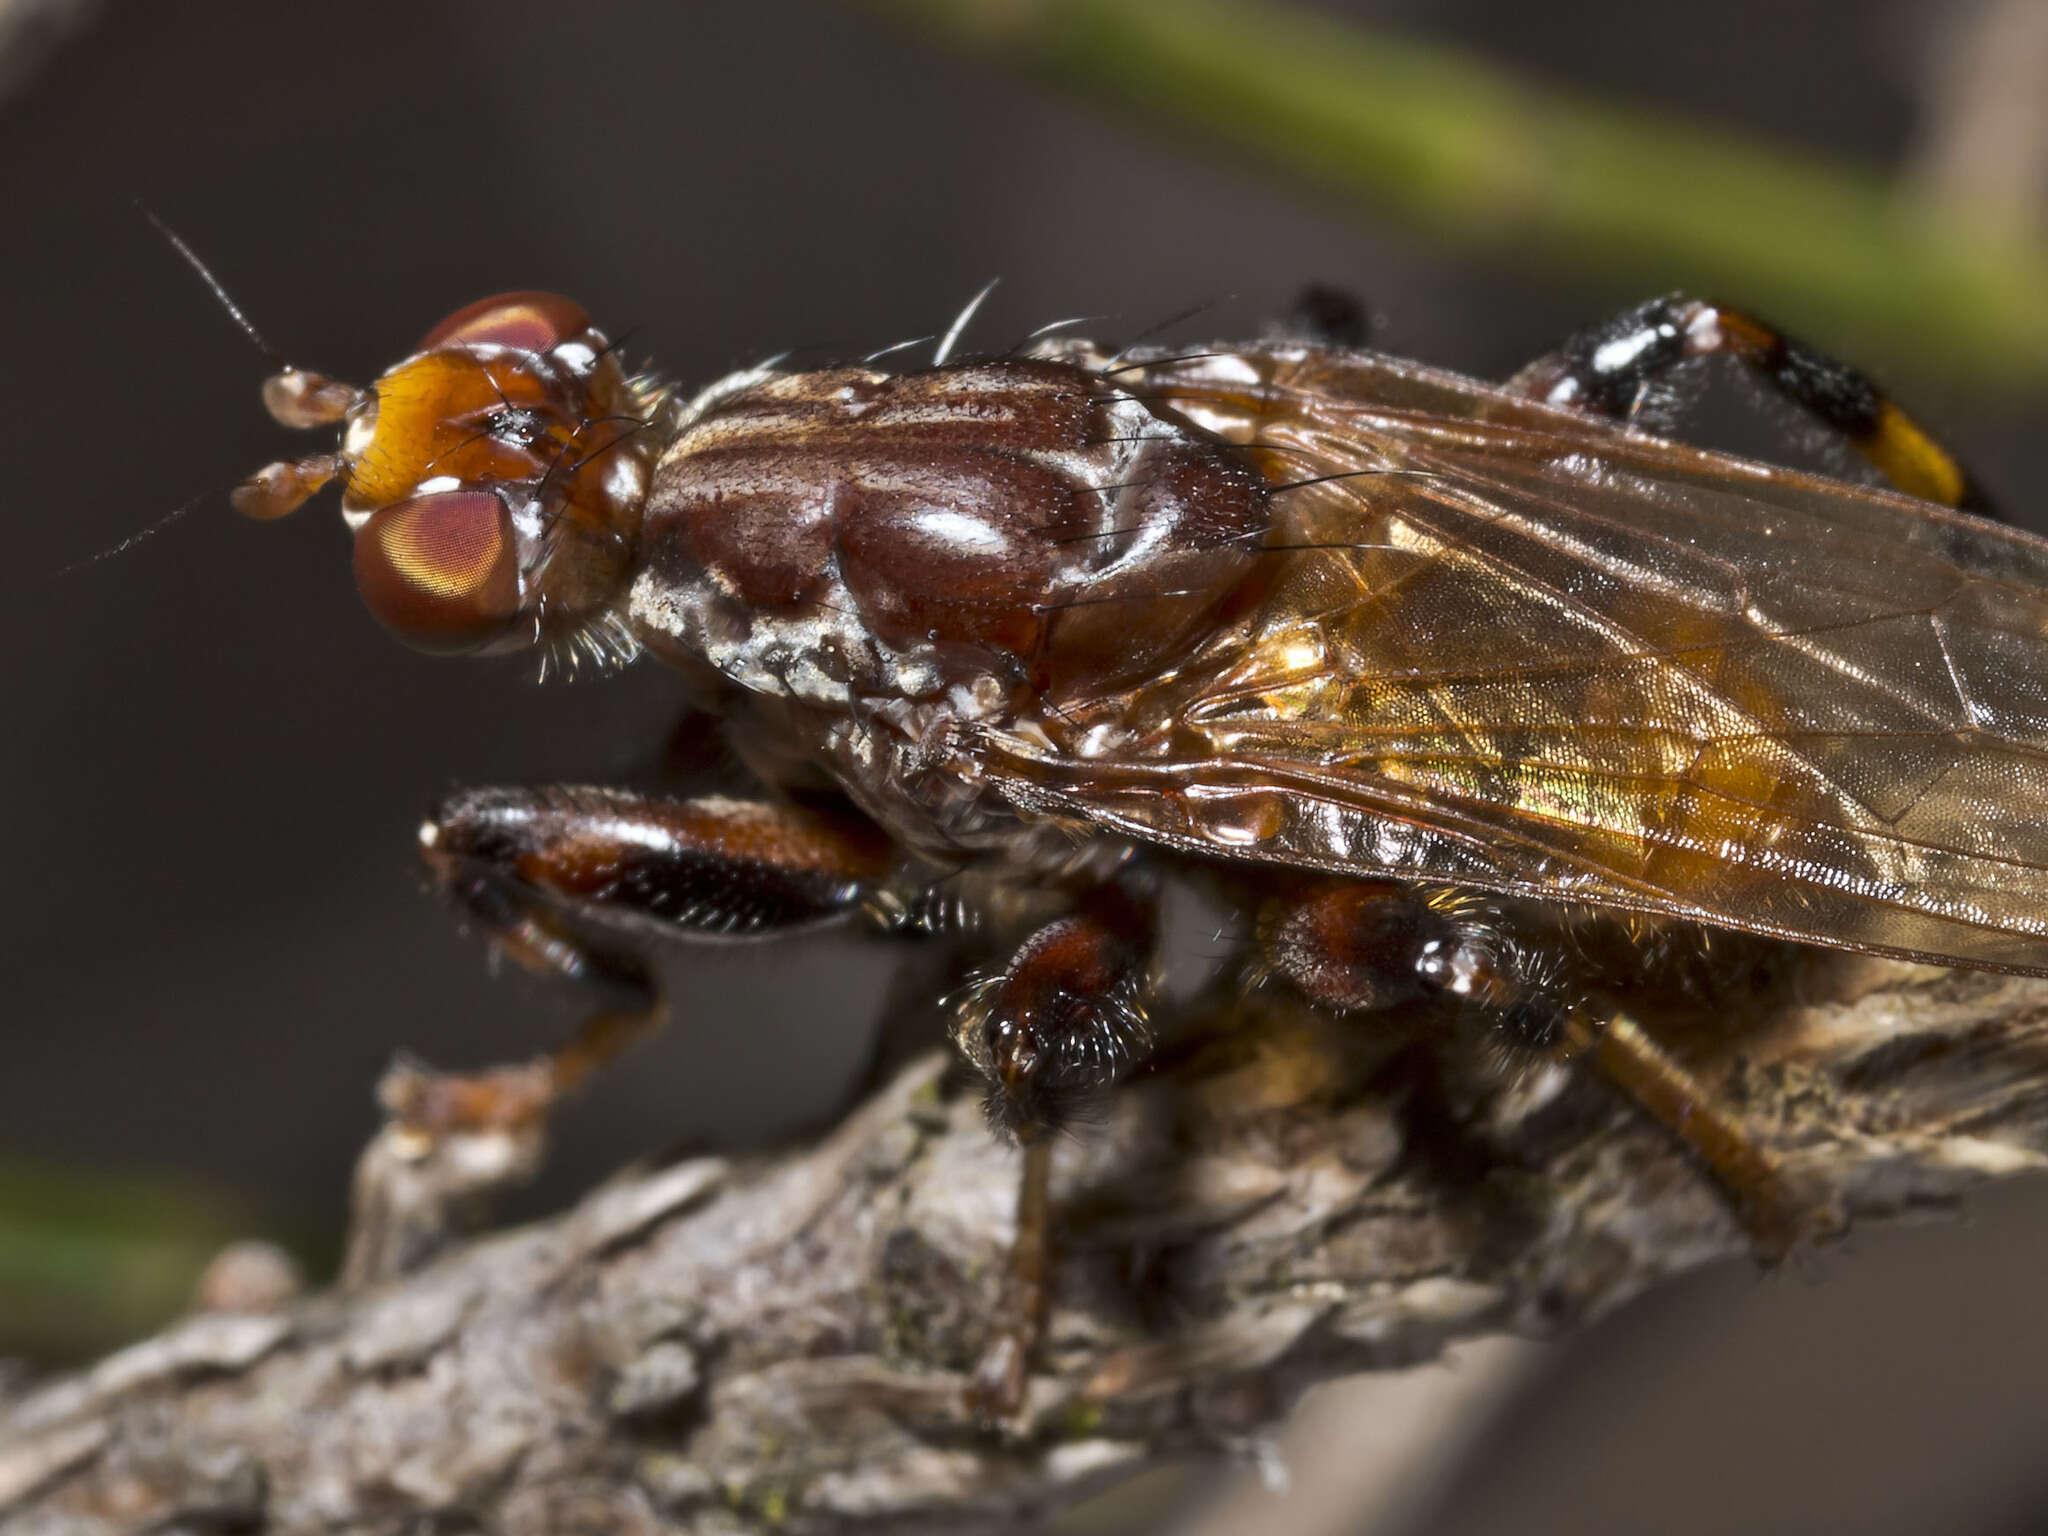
[979,345,2048,973]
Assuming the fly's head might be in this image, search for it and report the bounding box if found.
[236,292,658,671]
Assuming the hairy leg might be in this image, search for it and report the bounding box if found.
[1258,878,1815,1256]
[950,884,1159,1421]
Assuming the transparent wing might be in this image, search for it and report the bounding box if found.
[983,344,2048,972]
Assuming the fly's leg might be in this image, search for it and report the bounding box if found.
[347,962,658,1287]
[1507,296,1995,515]
[345,786,903,1285]
[1259,879,1817,1257]
[1269,282,1373,348]
[1550,1010,1809,1256]
[950,885,1159,1422]
[965,1136,1056,1427]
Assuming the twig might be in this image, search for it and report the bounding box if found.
[5,958,2048,1532]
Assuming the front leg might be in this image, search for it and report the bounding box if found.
[949,884,1159,1422]
[346,786,903,1285]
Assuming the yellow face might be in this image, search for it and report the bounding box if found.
[238,292,657,660]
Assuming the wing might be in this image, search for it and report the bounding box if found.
[980,343,2048,973]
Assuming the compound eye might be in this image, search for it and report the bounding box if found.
[352,490,522,653]
[417,292,592,354]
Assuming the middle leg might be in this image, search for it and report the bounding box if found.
[949,883,1160,1422]
[1259,877,1816,1256]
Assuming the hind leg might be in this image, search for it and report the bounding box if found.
[1508,295,1994,515]
[1259,877,1818,1256]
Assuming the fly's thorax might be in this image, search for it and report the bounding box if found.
[625,352,1273,721]
[812,692,1145,873]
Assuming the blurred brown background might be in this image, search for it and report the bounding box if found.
[4,2,2046,1532]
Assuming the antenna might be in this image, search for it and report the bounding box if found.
[136,201,291,371]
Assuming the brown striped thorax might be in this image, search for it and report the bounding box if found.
[628,352,1269,706]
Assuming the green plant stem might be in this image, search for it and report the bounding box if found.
[0,1155,257,1363]
[862,0,2048,393]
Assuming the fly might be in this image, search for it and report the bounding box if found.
[226,280,2035,1419]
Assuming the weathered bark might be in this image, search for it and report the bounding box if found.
[6,956,2048,1534]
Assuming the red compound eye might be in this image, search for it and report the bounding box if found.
[417,292,592,354]
[353,490,522,653]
